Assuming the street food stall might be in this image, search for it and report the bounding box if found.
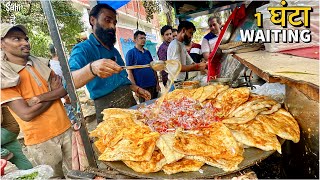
[41,0,318,179]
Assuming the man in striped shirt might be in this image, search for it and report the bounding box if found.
[201,16,222,61]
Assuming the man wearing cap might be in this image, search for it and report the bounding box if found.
[1,23,72,178]
[68,4,151,123]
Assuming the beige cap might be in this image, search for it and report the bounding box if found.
[1,23,28,38]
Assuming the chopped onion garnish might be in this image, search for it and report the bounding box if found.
[138,97,222,133]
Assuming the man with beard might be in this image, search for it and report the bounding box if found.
[1,23,72,178]
[157,25,173,86]
[68,4,151,123]
[201,16,222,61]
[172,28,178,39]
[167,21,207,82]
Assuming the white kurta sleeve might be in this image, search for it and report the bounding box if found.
[201,38,210,53]
[167,40,181,61]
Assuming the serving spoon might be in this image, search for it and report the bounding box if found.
[121,60,166,71]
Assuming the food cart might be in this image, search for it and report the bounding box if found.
[41,0,319,178]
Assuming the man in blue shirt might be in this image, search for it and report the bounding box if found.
[125,31,159,103]
[68,4,151,123]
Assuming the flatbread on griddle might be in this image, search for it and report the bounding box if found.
[98,126,160,161]
[206,85,229,100]
[192,87,204,100]
[228,94,269,117]
[156,133,185,164]
[162,158,204,175]
[165,89,195,101]
[260,103,281,115]
[173,123,243,159]
[213,87,250,117]
[256,109,300,143]
[186,155,243,172]
[102,108,141,120]
[231,98,280,118]
[94,138,108,153]
[225,120,282,153]
[123,150,166,173]
[198,85,228,102]
[223,94,281,124]
[105,125,151,147]
[222,108,268,124]
[89,117,136,138]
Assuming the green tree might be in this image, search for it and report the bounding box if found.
[1,0,84,58]
[159,7,176,28]
[142,0,160,22]
[190,16,207,44]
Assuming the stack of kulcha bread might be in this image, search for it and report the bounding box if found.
[90,85,300,174]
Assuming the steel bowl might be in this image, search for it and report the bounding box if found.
[182,81,200,89]
[208,77,232,86]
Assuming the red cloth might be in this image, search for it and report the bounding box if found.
[0,159,7,176]
[280,46,319,60]
[187,42,201,54]
[72,124,89,171]
[207,4,246,81]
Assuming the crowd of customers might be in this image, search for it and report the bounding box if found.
[0,3,221,178]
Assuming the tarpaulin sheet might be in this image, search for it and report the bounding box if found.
[280,46,319,60]
[97,0,130,10]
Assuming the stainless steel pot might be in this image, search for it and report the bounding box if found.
[208,77,232,86]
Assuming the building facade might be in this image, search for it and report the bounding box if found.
[71,0,161,60]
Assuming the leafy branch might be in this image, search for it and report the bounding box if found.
[0,1,83,58]
[142,0,160,22]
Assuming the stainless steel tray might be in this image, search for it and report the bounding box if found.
[96,141,283,179]
[94,99,284,178]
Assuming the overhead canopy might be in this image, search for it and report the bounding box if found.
[169,1,243,19]
[97,0,130,10]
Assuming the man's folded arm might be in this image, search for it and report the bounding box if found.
[36,86,67,102]
[5,99,53,122]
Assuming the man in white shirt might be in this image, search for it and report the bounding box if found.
[49,44,63,77]
[201,16,222,61]
[49,44,76,122]
[167,21,206,82]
